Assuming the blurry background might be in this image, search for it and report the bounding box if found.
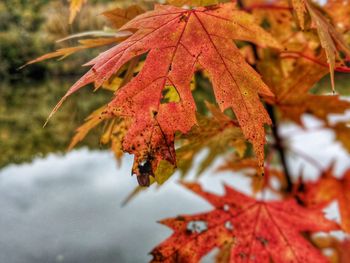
[1,1,350,262]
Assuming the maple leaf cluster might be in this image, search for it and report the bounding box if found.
[27,0,350,262]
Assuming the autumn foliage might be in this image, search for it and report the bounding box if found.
[27,0,350,262]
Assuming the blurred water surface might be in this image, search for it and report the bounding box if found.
[0,149,215,263]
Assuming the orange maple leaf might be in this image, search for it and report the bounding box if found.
[218,157,287,194]
[24,5,145,66]
[303,166,350,233]
[103,5,145,29]
[325,0,350,31]
[260,52,350,124]
[292,0,307,29]
[290,0,350,92]
[69,0,87,24]
[333,122,350,154]
[151,183,339,262]
[24,38,121,66]
[306,1,350,92]
[50,3,280,183]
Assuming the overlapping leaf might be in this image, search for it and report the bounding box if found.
[50,3,280,184]
[333,122,350,154]
[259,53,350,124]
[174,103,246,178]
[68,105,131,163]
[68,106,108,150]
[24,5,146,66]
[325,0,350,31]
[306,1,350,92]
[253,2,350,129]
[302,167,350,232]
[292,0,307,29]
[290,0,350,91]
[24,38,122,66]
[103,5,145,29]
[313,236,350,263]
[69,0,87,23]
[219,157,287,194]
[151,183,338,262]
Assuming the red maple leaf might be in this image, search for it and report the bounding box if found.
[49,3,280,184]
[151,183,339,262]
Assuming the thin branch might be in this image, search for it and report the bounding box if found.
[267,105,293,193]
[280,51,350,73]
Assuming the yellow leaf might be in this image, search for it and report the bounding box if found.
[103,5,145,29]
[176,103,246,177]
[154,160,175,185]
[68,106,106,150]
[102,77,123,92]
[23,38,121,67]
[306,2,350,92]
[69,0,87,24]
[292,0,307,29]
[333,122,350,153]
[167,0,219,7]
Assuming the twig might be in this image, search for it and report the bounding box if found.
[280,51,350,73]
[266,104,293,193]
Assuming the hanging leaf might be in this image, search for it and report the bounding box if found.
[49,3,280,184]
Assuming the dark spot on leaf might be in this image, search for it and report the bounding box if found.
[179,14,189,22]
[256,236,268,246]
[176,216,185,221]
[151,250,166,261]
